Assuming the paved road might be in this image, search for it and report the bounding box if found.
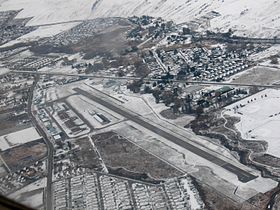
[74,87,258,183]
[28,76,54,210]
[31,18,98,27]
[11,70,278,88]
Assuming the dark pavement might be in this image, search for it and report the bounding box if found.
[74,87,258,183]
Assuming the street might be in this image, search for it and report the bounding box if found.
[27,76,54,210]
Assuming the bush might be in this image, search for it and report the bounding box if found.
[270,57,279,65]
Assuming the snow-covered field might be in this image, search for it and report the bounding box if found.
[39,63,77,74]
[0,127,41,151]
[44,83,77,103]
[225,89,280,158]
[0,0,279,38]
[2,23,80,46]
[0,67,9,76]
[0,0,93,25]
[249,45,280,61]
[91,0,280,38]
[8,178,46,209]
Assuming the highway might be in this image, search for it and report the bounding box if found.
[74,87,258,183]
[28,76,54,210]
[11,70,278,88]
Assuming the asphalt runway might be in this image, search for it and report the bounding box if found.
[74,87,258,183]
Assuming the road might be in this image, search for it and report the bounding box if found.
[195,35,280,45]
[74,87,258,183]
[137,37,153,48]
[31,18,101,27]
[11,70,278,88]
[27,76,54,210]
[153,50,169,72]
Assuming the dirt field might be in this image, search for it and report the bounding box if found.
[160,108,186,120]
[74,25,133,59]
[1,140,47,171]
[252,154,280,168]
[0,112,31,136]
[92,131,182,180]
[70,137,101,170]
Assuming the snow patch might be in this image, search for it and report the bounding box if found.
[0,127,42,151]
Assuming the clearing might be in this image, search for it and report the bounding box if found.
[225,89,280,158]
[92,131,182,181]
[0,127,41,151]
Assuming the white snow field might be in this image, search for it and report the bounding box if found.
[90,0,280,38]
[8,178,47,209]
[0,0,279,38]
[0,127,42,151]
[0,67,9,76]
[0,0,94,25]
[225,89,280,158]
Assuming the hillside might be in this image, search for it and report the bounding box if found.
[0,0,279,38]
[90,0,280,38]
[0,0,94,25]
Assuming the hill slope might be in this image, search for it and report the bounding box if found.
[0,0,94,25]
[89,0,280,38]
[0,0,279,38]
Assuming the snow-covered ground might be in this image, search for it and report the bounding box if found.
[98,120,277,203]
[260,60,280,70]
[0,23,80,47]
[8,178,46,209]
[1,23,80,47]
[225,89,280,158]
[85,80,195,126]
[39,63,76,74]
[90,0,280,38]
[44,83,77,103]
[0,127,41,151]
[0,0,93,25]
[0,67,9,75]
[0,0,279,38]
[70,82,277,201]
[249,45,280,61]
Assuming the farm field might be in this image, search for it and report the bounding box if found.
[225,89,280,158]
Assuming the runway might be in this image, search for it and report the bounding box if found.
[74,87,258,183]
